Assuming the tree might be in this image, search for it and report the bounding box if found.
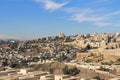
[117,58,120,62]
[85,44,91,50]
[20,60,28,67]
[49,68,54,74]
[10,63,20,68]
[62,66,80,75]
[19,47,26,52]
[62,66,69,75]
[2,61,8,67]
[69,67,80,75]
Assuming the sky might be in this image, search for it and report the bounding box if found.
[0,0,120,40]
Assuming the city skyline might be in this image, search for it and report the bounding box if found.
[0,0,120,40]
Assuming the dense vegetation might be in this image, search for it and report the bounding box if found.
[62,66,80,75]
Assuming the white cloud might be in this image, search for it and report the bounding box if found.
[105,11,120,16]
[35,0,120,27]
[63,7,93,14]
[71,10,109,27]
[95,22,111,27]
[35,0,69,11]
[71,13,106,22]
[70,8,120,27]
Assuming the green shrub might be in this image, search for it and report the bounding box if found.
[34,64,43,70]
[62,66,80,75]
